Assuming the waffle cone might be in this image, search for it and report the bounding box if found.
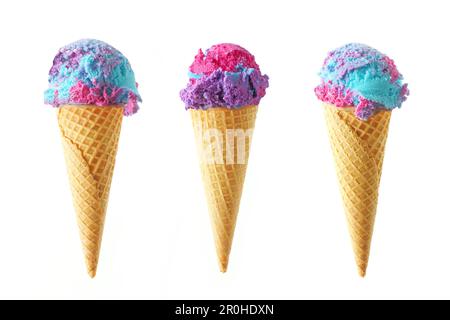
[324,104,391,277]
[190,105,258,272]
[58,105,123,277]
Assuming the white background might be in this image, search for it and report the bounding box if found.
[0,0,448,300]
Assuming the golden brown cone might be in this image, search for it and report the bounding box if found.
[324,105,391,277]
[190,105,258,272]
[58,105,123,277]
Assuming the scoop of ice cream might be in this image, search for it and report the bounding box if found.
[44,39,141,116]
[314,43,409,120]
[189,43,260,76]
[180,43,269,110]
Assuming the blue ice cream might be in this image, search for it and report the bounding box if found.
[44,39,141,116]
[315,43,409,120]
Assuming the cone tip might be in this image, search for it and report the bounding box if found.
[219,260,229,273]
[86,261,98,278]
[358,266,367,278]
[88,269,97,278]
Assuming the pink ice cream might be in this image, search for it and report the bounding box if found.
[189,43,260,76]
[180,43,269,110]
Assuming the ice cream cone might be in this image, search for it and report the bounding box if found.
[58,105,123,277]
[190,105,258,272]
[323,104,391,277]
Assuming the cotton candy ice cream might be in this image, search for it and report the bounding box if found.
[44,39,141,116]
[45,39,141,277]
[315,43,409,120]
[180,43,269,109]
[182,43,268,272]
[318,43,409,277]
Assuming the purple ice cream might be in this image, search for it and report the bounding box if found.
[45,39,141,116]
[180,43,269,110]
